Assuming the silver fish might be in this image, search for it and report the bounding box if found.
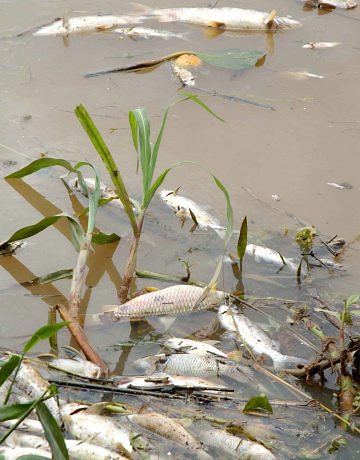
[128,412,202,449]
[65,439,128,460]
[63,412,132,456]
[22,15,145,37]
[163,337,228,358]
[116,373,231,392]
[0,447,51,459]
[244,244,298,271]
[197,427,276,460]
[218,305,307,371]
[303,42,341,49]
[158,353,253,383]
[113,26,189,40]
[103,284,223,318]
[145,7,302,30]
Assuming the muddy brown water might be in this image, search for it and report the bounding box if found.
[1,0,360,457]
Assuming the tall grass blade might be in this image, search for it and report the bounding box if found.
[143,167,172,209]
[179,93,225,122]
[23,322,70,353]
[149,106,170,186]
[36,401,69,460]
[75,104,137,235]
[212,175,233,247]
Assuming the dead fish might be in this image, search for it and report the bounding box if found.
[128,412,202,449]
[21,14,145,37]
[9,361,62,424]
[65,439,128,460]
[0,418,43,434]
[143,6,301,30]
[196,427,276,460]
[244,244,298,271]
[102,284,224,318]
[171,63,196,86]
[282,71,324,80]
[63,412,132,456]
[4,431,48,450]
[68,177,124,209]
[318,0,357,8]
[0,447,51,459]
[303,41,341,49]
[158,353,253,383]
[163,337,228,358]
[113,26,189,40]
[115,372,231,392]
[218,305,307,371]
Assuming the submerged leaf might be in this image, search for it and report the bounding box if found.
[197,49,266,70]
[243,394,273,413]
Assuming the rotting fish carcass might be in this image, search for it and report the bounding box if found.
[68,177,125,209]
[20,14,145,37]
[163,336,228,358]
[113,26,189,40]
[65,440,128,460]
[303,42,341,49]
[144,7,302,30]
[218,305,308,371]
[102,284,224,318]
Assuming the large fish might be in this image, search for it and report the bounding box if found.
[218,305,307,371]
[143,7,301,30]
[102,284,224,318]
[20,14,145,37]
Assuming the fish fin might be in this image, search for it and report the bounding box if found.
[207,21,225,28]
[264,9,277,26]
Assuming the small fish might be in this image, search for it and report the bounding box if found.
[65,439,128,460]
[102,284,224,318]
[21,15,145,37]
[144,7,301,30]
[158,353,253,383]
[218,305,307,371]
[163,337,228,358]
[282,71,324,80]
[303,42,341,49]
[196,427,276,460]
[113,26,189,40]
[116,372,231,392]
[244,244,298,271]
[63,412,132,456]
[128,412,202,449]
[318,0,357,8]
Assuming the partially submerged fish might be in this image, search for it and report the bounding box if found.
[38,353,102,379]
[244,243,298,271]
[65,439,128,460]
[63,412,132,456]
[163,337,228,358]
[113,26,189,40]
[303,41,341,49]
[128,412,202,449]
[196,427,276,460]
[301,0,357,8]
[218,305,307,371]
[144,7,302,30]
[102,284,224,318]
[21,14,145,37]
[0,447,51,459]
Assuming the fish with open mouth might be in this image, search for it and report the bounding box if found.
[218,305,308,371]
[19,14,145,37]
[142,6,302,30]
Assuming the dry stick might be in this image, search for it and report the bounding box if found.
[56,304,109,376]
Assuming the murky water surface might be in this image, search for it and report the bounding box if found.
[1,0,360,457]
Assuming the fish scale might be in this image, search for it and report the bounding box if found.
[107,285,224,318]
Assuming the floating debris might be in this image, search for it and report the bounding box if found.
[218,305,308,371]
[303,42,341,49]
[0,240,26,256]
[271,194,280,202]
[102,284,224,318]
[327,182,353,190]
[113,26,190,40]
[171,63,196,86]
[20,14,145,37]
[143,7,302,30]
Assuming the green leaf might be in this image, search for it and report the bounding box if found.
[237,216,248,270]
[345,294,360,308]
[149,106,170,188]
[143,167,172,209]
[36,401,69,460]
[75,104,137,235]
[92,231,121,245]
[67,217,84,252]
[243,394,273,413]
[22,269,74,286]
[5,158,76,178]
[0,355,20,387]
[0,401,34,422]
[23,322,70,353]
[179,92,224,122]
[212,174,233,248]
[197,49,266,71]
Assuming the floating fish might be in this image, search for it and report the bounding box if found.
[319,0,357,8]
[158,353,253,383]
[65,439,128,460]
[218,305,307,371]
[143,7,302,30]
[63,412,132,456]
[244,243,298,271]
[303,42,341,49]
[102,284,224,318]
[4,431,49,450]
[115,372,231,392]
[113,26,189,40]
[128,412,202,449]
[20,14,145,37]
[196,427,276,460]
[163,337,228,358]
[0,447,51,459]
